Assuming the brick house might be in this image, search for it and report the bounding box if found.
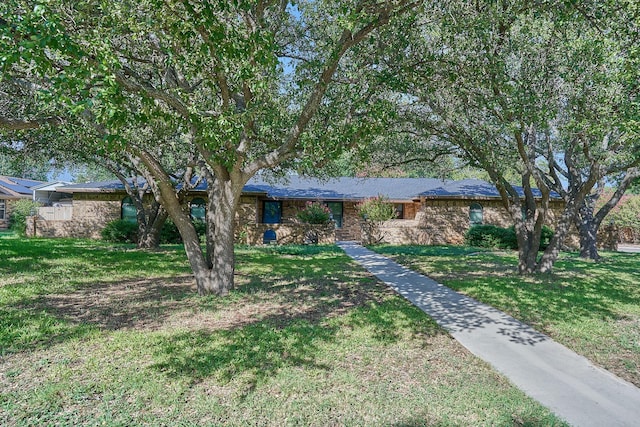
[27,175,567,245]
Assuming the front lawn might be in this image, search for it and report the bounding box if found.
[372,245,640,387]
[0,237,564,426]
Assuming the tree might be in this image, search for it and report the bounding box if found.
[394,1,640,273]
[1,1,417,295]
[559,1,640,259]
[573,169,640,259]
[0,149,51,180]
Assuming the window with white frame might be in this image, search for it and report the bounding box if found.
[0,199,5,220]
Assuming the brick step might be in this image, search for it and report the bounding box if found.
[335,229,357,241]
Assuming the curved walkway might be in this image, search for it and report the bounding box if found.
[338,242,640,427]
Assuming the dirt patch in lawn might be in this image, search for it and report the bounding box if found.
[24,271,395,335]
[24,275,197,331]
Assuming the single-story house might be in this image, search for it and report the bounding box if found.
[0,176,46,229]
[27,175,568,245]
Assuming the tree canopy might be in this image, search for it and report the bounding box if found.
[1,0,418,294]
[385,1,640,272]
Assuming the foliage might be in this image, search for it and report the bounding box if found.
[0,152,52,181]
[296,201,332,224]
[465,225,517,250]
[8,199,40,235]
[465,225,553,251]
[357,195,398,245]
[101,218,207,245]
[100,219,138,244]
[357,195,397,222]
[609,194,640,231]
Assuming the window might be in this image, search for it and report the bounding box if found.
[190,198,206,220]
[0,199,5,220]
[121,197,137,223]
[325,202,343,228]
[262,201,282,224]
[469,203,483,226]
[394,203,404,219]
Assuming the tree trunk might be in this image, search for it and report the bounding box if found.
[202,175,244,296]
[537,220,570,273]
[516,224,541,274]
[576,203,600,260]
[137,206,168,250]
[575,168,639,260]
[512,194,544,275]
[537,196,583,273]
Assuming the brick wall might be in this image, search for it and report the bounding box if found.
[243,223,335,245]
[367,199,576,247]
[27,193,122,238]
[26,191,584,249]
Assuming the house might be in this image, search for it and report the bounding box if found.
[27,175,567,245]
[0,176,46,229]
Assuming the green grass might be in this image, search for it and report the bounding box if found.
[372,244,640,387]
[0,236,565,426]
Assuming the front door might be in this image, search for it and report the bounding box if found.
[325,202,343,228]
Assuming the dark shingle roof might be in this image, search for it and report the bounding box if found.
[419,179,549,198]
[58,175,557,200]
[245,176,445,200]
[0,176,47,196]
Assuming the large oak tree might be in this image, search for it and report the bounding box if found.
[394,1,640,273]
[2,1,417,294]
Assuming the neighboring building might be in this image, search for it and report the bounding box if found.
[0,176,47,230]
[27,175,568,245]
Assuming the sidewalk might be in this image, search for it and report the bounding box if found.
[337,242,640,427]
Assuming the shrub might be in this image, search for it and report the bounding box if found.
[9,199,41,235]
[357,195,397,245]
[160,219,181,244]
[539,225,554,250]
[465,225,515,249]
[609,195,640,231]
[101,219,138,243]
[296,201,332,224]
[465,224,554,251]
[356,195,397,222]
[160,218,207,244]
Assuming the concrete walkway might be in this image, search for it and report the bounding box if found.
[337,241,640,427]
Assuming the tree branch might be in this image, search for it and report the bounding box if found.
[0,116,63,130]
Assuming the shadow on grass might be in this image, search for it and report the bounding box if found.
[0,237,190,279]
[371,245,640,331]
[2,240,446,389]
[391,414,562,427]
[1,275,196,355]
[150,319,336,391]
[149,293,445,390]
